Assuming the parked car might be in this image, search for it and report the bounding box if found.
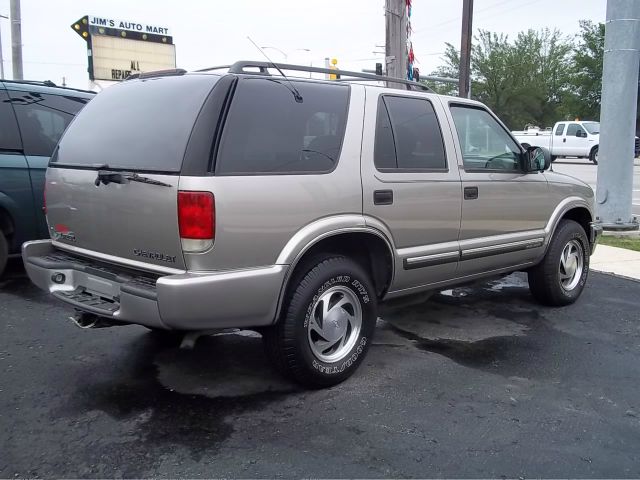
[512,120,640,165]
[23,62,601,388]
[0,80,94,276]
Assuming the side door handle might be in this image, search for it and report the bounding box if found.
[464,186,478,200]
[374,189,393,205]
[563,138,566,143]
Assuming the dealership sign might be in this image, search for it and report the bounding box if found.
[71,15,176,81]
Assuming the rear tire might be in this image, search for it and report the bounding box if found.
[264,255,377,388]
[0,233,8,277]
[528,220,590,306]
[589,146,598,165]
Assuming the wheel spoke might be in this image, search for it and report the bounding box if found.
[321,297,331,321]
[308,316,325,338]
[315,338,339,353]
[331,296,351,314]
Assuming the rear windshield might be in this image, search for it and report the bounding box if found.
[53,75,218,172]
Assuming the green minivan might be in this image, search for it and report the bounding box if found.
[0,80,94,276]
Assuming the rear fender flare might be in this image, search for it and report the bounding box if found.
[274,214,396,320]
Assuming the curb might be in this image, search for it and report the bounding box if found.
[602,231,640,238]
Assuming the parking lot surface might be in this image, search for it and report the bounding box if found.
[1,258,639,478]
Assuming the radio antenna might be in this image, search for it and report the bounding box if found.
[246,36,303,103]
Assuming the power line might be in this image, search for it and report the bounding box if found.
[413,0,545,39]
[413,0,518,36]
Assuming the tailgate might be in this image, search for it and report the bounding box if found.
[46,167,185,270]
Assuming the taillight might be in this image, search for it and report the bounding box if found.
[178,191,215,252]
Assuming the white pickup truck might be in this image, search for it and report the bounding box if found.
[512,121,602,164]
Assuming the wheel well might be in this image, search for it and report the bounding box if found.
[286,232,394,300]
[561,207,591,237]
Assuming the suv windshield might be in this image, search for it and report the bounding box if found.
[52,75,218,172]
[582,122,599,134]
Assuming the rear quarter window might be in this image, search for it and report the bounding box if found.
[215,78,349,175]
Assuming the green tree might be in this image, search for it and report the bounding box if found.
[422,42,459,96]
[425,28,573,129]
[564,20,605,120]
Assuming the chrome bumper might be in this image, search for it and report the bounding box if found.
[589,222,603,254]
[22,240,287,330]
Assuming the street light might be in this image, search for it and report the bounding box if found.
[0,14,7,79]
[261,46,288,61]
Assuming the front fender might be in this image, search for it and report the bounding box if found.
[542,196,593,251]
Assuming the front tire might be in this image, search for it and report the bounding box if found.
[264,256,377,388]
[0,233,8,277]
[528,220,590,306]
[590,146,598,164]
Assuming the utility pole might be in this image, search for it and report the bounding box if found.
[10,0,22,80]
[459,0,474,98]
[385,0,407,88]
[596,0,640,230]
[0,14,7,79]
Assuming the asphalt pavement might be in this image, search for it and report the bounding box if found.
[1,258,640,478]
[552,157,640,216]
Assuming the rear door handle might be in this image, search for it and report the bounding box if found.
[374,189,393,205]
[464,186,478,200]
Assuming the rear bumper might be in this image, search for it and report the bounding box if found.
[22,240,287,330]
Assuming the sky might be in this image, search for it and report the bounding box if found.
[0,0,607,89]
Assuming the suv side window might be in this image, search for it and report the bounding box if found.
[555,123,565,136]
[374,95,447,171]
[0,90,22,151]
[8,90,89,157]
[450,105,521,171]
[215,79,349,175]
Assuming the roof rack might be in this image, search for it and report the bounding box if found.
[1,78,96,94]
[195,61,433,92]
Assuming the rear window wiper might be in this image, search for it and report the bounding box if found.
[125,173,172,187]
[95,170,171,187]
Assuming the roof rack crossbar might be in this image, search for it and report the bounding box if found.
[2,79,57,87]
[196,61,433,92]
[125,68,187,81]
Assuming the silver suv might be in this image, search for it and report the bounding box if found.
[23,62,602,388]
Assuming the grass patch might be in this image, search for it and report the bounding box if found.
[599,235,640,252]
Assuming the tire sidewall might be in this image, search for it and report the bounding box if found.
[291,260,376,385]
[554,225,590,302]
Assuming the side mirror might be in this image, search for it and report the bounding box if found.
[525,146,551,172]
[576,130,585,138]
